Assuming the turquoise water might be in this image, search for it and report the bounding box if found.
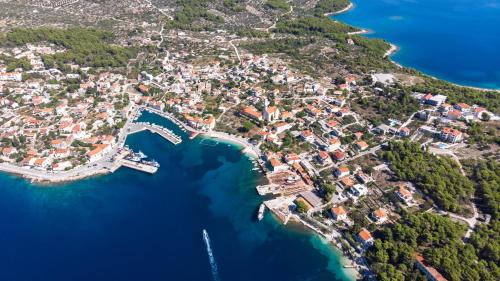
[0,111,353,281]
[335,0,500,89]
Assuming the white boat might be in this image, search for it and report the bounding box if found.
[257,203,266,221]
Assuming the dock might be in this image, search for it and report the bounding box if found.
[120,159,158,174]
[128,122,182,145]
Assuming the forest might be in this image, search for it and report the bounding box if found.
[1,28,137,69]
[367,212,499,281]
[379,141,474,213]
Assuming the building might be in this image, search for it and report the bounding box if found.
[351,184,368,197]
[263,106,280,122]
[317,151,332,165]
[268,158,288,172]
[396,185,413,204]
[86,144,111,162]
[335,166,350,178]
[355,141,369,151]
[357,228,374,247]
[439,127,463,143]
[426,94,447,106]
[332,150,346,161]
[240,106,262,121]
[372,208,388,223]
[331,206,347,221]
[300,130,315,143]
[298,191,323,209]
[415,253,448,281]
[399,127,411,137]
[326,137,341,152]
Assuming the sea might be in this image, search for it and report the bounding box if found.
[334,0,500,89]
[0,111,353,281]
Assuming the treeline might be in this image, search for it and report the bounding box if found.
[275,16,356,38]
[379,141,474,213]
[314,0,351,15]
[367,212,499,281]
[1,28,137,69]
[410,78,500,113]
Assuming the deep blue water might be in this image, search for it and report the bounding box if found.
[335,0,500,89]
[0,111,353,281]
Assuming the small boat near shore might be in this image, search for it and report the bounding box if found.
[257,203,266,221]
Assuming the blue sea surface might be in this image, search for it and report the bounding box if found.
[0,111,353,281]
[335,0,500,89]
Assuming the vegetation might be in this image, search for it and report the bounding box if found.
[296,199,310,213]
[1,28,136,69]
[265,0,290,11]
[410,79,500,113]
[379,141,474,213]
[465,160,500,219]
[314,0,351,15]
[275,16,356,38]
[165,0,224,30]
[367,211,499,281]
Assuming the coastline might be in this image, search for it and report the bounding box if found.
[332,1,500,92]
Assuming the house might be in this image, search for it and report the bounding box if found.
[317,151,332,165]
[396,185,413,204]
[426,94,447,106]
[86,144,111,162]
[372,208,388,223]
[399,127,411,137]
[284,153,300,164]
[268,158,288,172]
[446,110,462,120]
[2,147,17,157]
[300,130,315,143]
[350,184,368,197]
[331,206,347,221]
[273,122,292,134]
[340,177,354,188]
[326,137,341,152]
[439,127,463,143]
[454,103,471,112]
[332,150,346,161]
[357,228,374,247]
[263,106,280,122]
[356,171,373,184]
[335,166,350,178]
[240,106,263,121]
[415,253,448,281]
[355,141,369,151]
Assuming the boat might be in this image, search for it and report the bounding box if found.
[257,203,266,221]
[137,151,147,159]
[141,160,160,168]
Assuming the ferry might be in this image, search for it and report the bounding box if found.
[257,203,266,221]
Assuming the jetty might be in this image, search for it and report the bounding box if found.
[128,122,182,145]
[119,159,158,174]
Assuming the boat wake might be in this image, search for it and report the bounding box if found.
[203,229,221,281]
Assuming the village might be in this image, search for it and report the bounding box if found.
[0,26,497,279]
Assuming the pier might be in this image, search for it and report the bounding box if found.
[128,122,182,145]
[119,159,158,174]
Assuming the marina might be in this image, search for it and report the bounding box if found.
[128,122,182,145]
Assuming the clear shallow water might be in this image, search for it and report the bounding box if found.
[335,0,500,89]
[0,111,352,281]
